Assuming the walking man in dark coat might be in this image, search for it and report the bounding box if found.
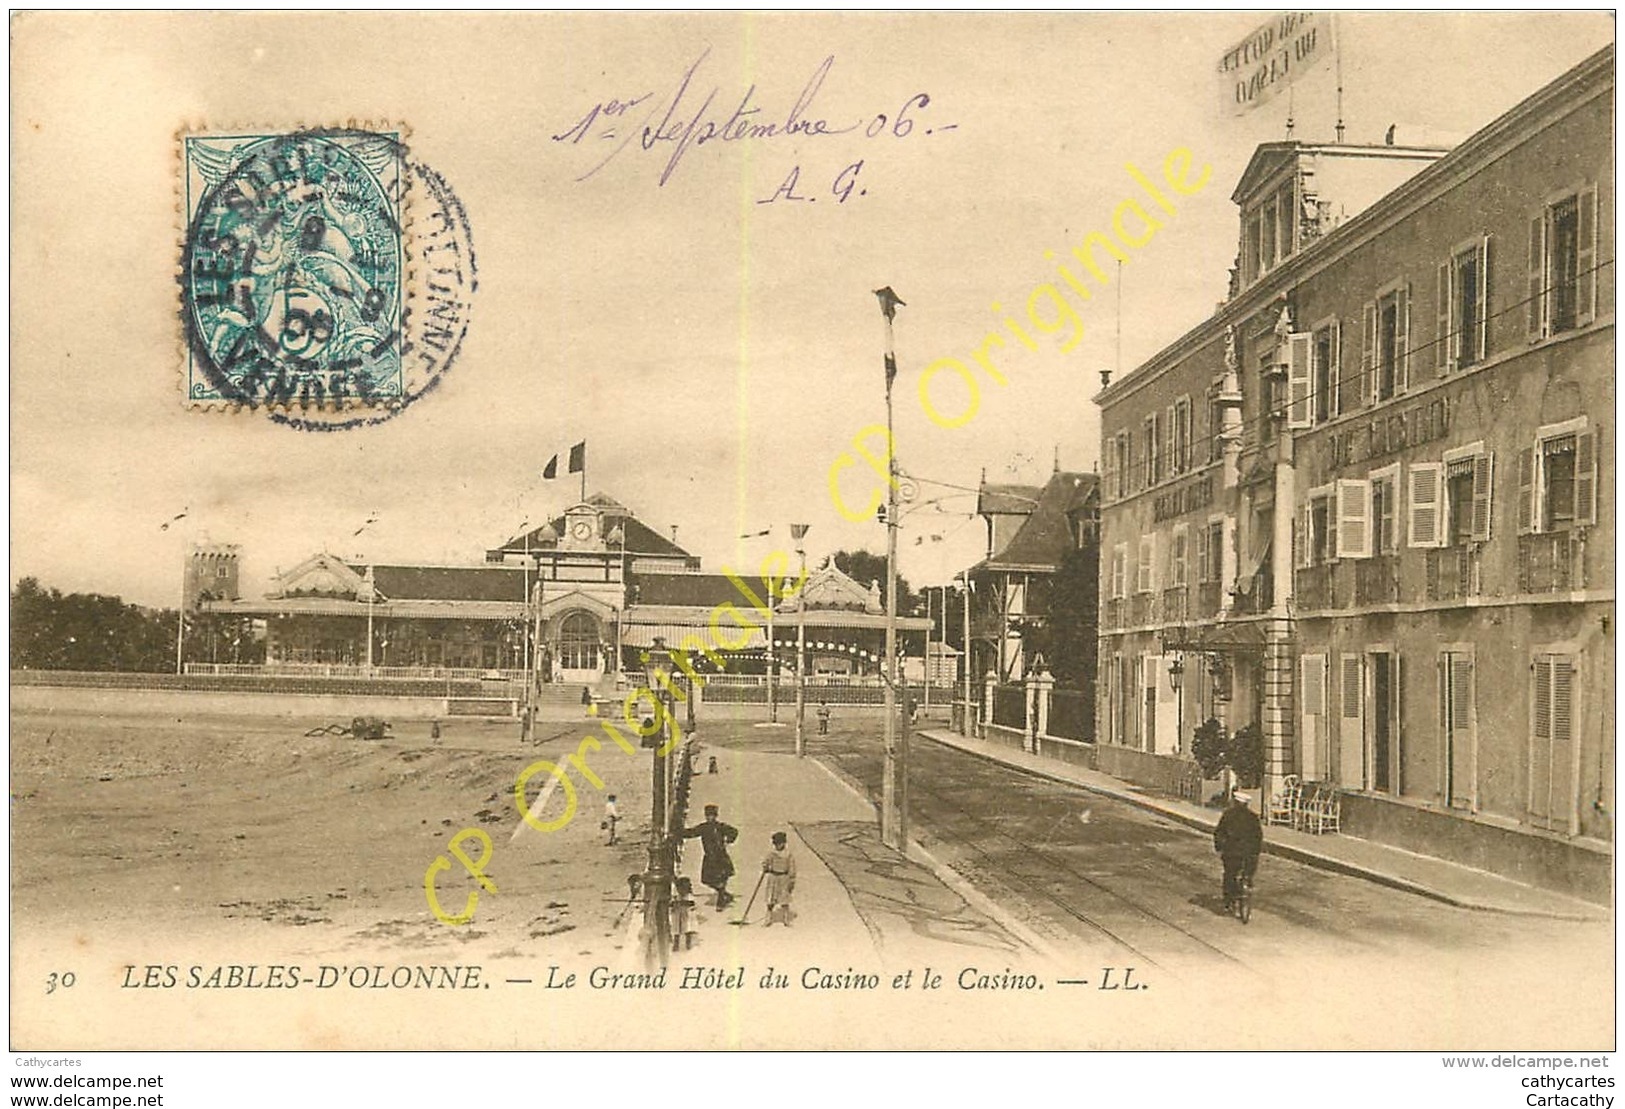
[1213,790,1263,910]
[683,804,739,909]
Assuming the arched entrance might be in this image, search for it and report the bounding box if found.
[556,609,602,681]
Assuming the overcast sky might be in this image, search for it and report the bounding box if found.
[11,11,1613,608]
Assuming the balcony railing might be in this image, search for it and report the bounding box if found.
[1519,531,1587,594]
[1230,572,1272,616]
[1294,563,1338,612]
[1426,545,1478,602]
[1103,597,1127,629]
[1354,555,1401,606]
[1160,586,1188,624]
[1194,580,1223,618]
[1131,593,1155,626]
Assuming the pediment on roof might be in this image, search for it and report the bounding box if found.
[540,589,619,620]
[273,553,366,599]
[782,559,882,615]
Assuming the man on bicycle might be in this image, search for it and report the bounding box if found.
[1214,790,1263,911]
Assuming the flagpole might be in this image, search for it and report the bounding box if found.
[1334,12,1346,142]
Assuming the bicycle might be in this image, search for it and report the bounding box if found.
[1233,874,1253,924]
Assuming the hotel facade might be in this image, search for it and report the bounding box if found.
[1094,47,1613,900]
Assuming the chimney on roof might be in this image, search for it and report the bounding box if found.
[670,525,679,544]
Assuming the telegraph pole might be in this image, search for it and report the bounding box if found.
[792,524,811,756]
[875,287,907,852]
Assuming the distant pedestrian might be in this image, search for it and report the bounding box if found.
[761,831,797,927]
[430,720,442,742]
[816,702,831,735]
[682,804,739,909]
[602,794,620,846]
[671,877,699,950]
[907,693,919,725]
[707,755,719,775]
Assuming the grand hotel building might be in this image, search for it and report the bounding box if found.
[1094,47,1612,901]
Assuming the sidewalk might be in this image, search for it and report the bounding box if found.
[917,728,1608,923]
[666,744,1032,969]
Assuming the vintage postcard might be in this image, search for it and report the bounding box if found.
[9,9,1616,1072]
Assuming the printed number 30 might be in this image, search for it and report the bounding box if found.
[45,971,75,994]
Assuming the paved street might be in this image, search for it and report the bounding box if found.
[702,717,1615,993]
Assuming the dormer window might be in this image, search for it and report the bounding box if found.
[1246,177,1297,283]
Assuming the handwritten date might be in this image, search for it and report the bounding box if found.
[551,49,951,190]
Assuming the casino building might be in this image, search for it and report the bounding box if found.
[1094,47,1612,901]
[199,492,929,685]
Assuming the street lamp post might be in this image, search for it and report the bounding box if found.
[1169,654,1185,755]
[875,286,907,852]
[960,573,974,737]
[641,639,675,971]
[364,565,376,675]
[791,524,811,756]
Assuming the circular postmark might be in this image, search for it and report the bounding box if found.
[180,127,476,431]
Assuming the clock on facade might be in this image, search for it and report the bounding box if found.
[571,520,594,541]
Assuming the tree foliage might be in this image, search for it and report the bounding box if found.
[1190,716,1264,788]
[830,549,917,614]
[1017,545,1098,687]
[11,577,178,672]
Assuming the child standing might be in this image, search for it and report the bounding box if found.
[602,794,619,846]
[671,876,699,951]
[761,831,797,927]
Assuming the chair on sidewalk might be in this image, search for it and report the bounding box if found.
[1303,786,1342,834]
[1265,775,1301,828]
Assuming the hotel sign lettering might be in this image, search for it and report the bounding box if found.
[1153,474,1214,522]
[1327,397,1451,472]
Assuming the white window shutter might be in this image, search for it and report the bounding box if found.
[1337,479,1372,559]
[1137,535,1153,593]
[1477,236,1491,360]
[1530,655,1554,825]
[1286,331,1313,428]
[1551,656,1577,834]
[1517,447,1536,535]
[1397,282,1412,392]
[1527,212,1547,342]
[1470,452,1495,542]
[1577,186,1597,327]
[1362,302,1378,406]
[1407,463,1445,548]
[1329,320,1343,418]
[1338,654,1365,788]
[1301,653,1325,780]
[1436,261,1452,375]
[1573,428,1598,526]
[1447,653,1475,810]
[1195,522,1210,584]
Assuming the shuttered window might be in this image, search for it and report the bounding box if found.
[1286,330,1314,429]
[1336,479,1372,559]
[1407,463,1445,548]
[1529,653,1579,834]
[1531,187,1599,341]
[1301,653,1327,781]
[1440,650,1476,811]
[1337,653,1365,789]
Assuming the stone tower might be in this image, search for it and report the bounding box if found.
[183,543,241,610]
